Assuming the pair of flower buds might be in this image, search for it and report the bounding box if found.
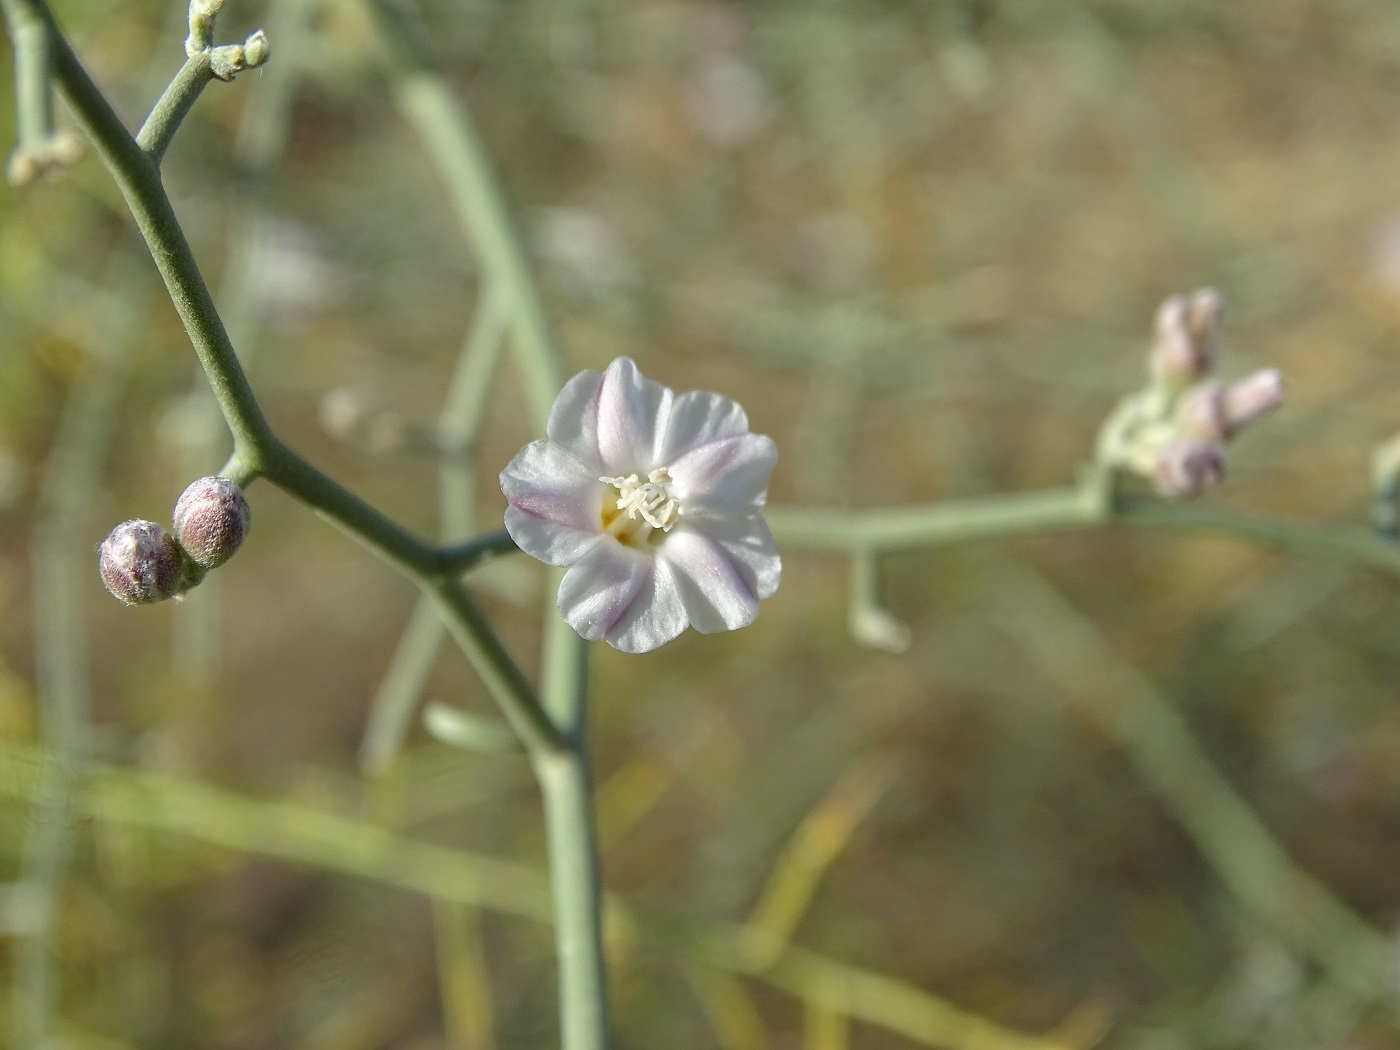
[1101,289,1284,497]
[98,476,250,605]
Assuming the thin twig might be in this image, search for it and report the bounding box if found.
[135,52,213,165]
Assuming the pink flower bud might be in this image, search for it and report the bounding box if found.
[1149,289,1222,384]
[172,476,250,568]
[1223,369,1284,433]
[1185,287,1225,350]
[99,520,186,605]
[1174,380,1228,440]
[1153,438,1226,498]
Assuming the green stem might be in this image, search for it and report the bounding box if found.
[135,52,213,165]
[437,528,519,574]
[537,748,611,1050]
[15,0,273,459]
[0,739,1076,1050]
[9,1,53,152]
[767,483,1400,576]
[354,6,611,1045]
[425,578,565,757]
[537,594,610,1050]
[357,0,567,423]
[6,0,559,808]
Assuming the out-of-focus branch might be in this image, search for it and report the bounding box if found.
[991,561,1398,1008]
[0,740,1089,1050]
[767,477,1400,576]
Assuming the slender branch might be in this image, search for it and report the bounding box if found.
[362,286,512,773]
[14,0,273,459]
[355,0,568,424]
[991,561,1397,1006]
[767,482,1400,577]
[135,52,213,165]
[257,437,442,575]
[425,578,565,756]
[438,528,519,574]
[0,740,1081,1050]
[8,0,557,768]
[536,616,609,1050]
[8,0,52,151]
[353,6,612,1047]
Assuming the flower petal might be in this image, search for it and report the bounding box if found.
[596,357,673,474]
[546,368,605,471]
[557,541,651,642]
[673,513,781,601]
[500,440,605,566]
[658,389,750,464]
[606,555,689,653]
[556,541,688,652]
[658,526,759,634]
[668,433,777,512]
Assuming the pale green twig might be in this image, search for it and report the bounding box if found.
[352,4,609,1045]
[354,0,567,424]
[990,561,1397,1007]
[0,741,1080,1050]
[361,286,511,773]
[10,2,52,152]
[4,0,562,763]
[767,481,1400,578]
[136,52,213,165]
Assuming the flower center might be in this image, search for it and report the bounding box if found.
[600,469,679,543]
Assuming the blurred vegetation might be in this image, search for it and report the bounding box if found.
[4,0,1400,1047]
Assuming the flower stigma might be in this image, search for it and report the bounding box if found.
[600,468,679,544]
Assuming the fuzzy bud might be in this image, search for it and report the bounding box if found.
[209,44,248,81]
[1185,287,1225,354]
[172,476,250,568]
[1153,438,1226,498]
[243,29,270,69]
[1149,290,1221,385]
[1175,380,1229,441]
[6,149,41,187]
[99,520,186,605]
[1223,368,1284,433]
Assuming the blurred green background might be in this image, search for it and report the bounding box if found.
[3,0,1400,1047]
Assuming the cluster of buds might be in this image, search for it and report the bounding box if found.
[98,476,250,606]
[186,0,269,81]
[1097,289,1284,497]
[6,132,84,187]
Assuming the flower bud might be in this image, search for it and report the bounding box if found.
[6,149,41,187]
[1185,287,1225,353]
[209,44,248,81]
[1149,290,1220,384]
[99,520,186,605]
[172,476,250,568]
[243,29,270,69]
[1175,380,1228,440]
[1223,368,1284,433]
[1153,438,1226,498]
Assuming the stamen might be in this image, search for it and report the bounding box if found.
[600,468,679,534]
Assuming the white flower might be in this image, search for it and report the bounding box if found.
[500,357,781,653]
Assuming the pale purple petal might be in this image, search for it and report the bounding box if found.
[658,389,750,464]
[545,368,605,471]
[500,440,605,565]
[604,554,689,653]
[667,433,777,511]
[595,357,673,474]
[658,526,759,634]
[673,513,780,600]
[557,541,652,643]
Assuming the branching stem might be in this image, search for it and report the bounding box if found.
[136,52,213,165]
